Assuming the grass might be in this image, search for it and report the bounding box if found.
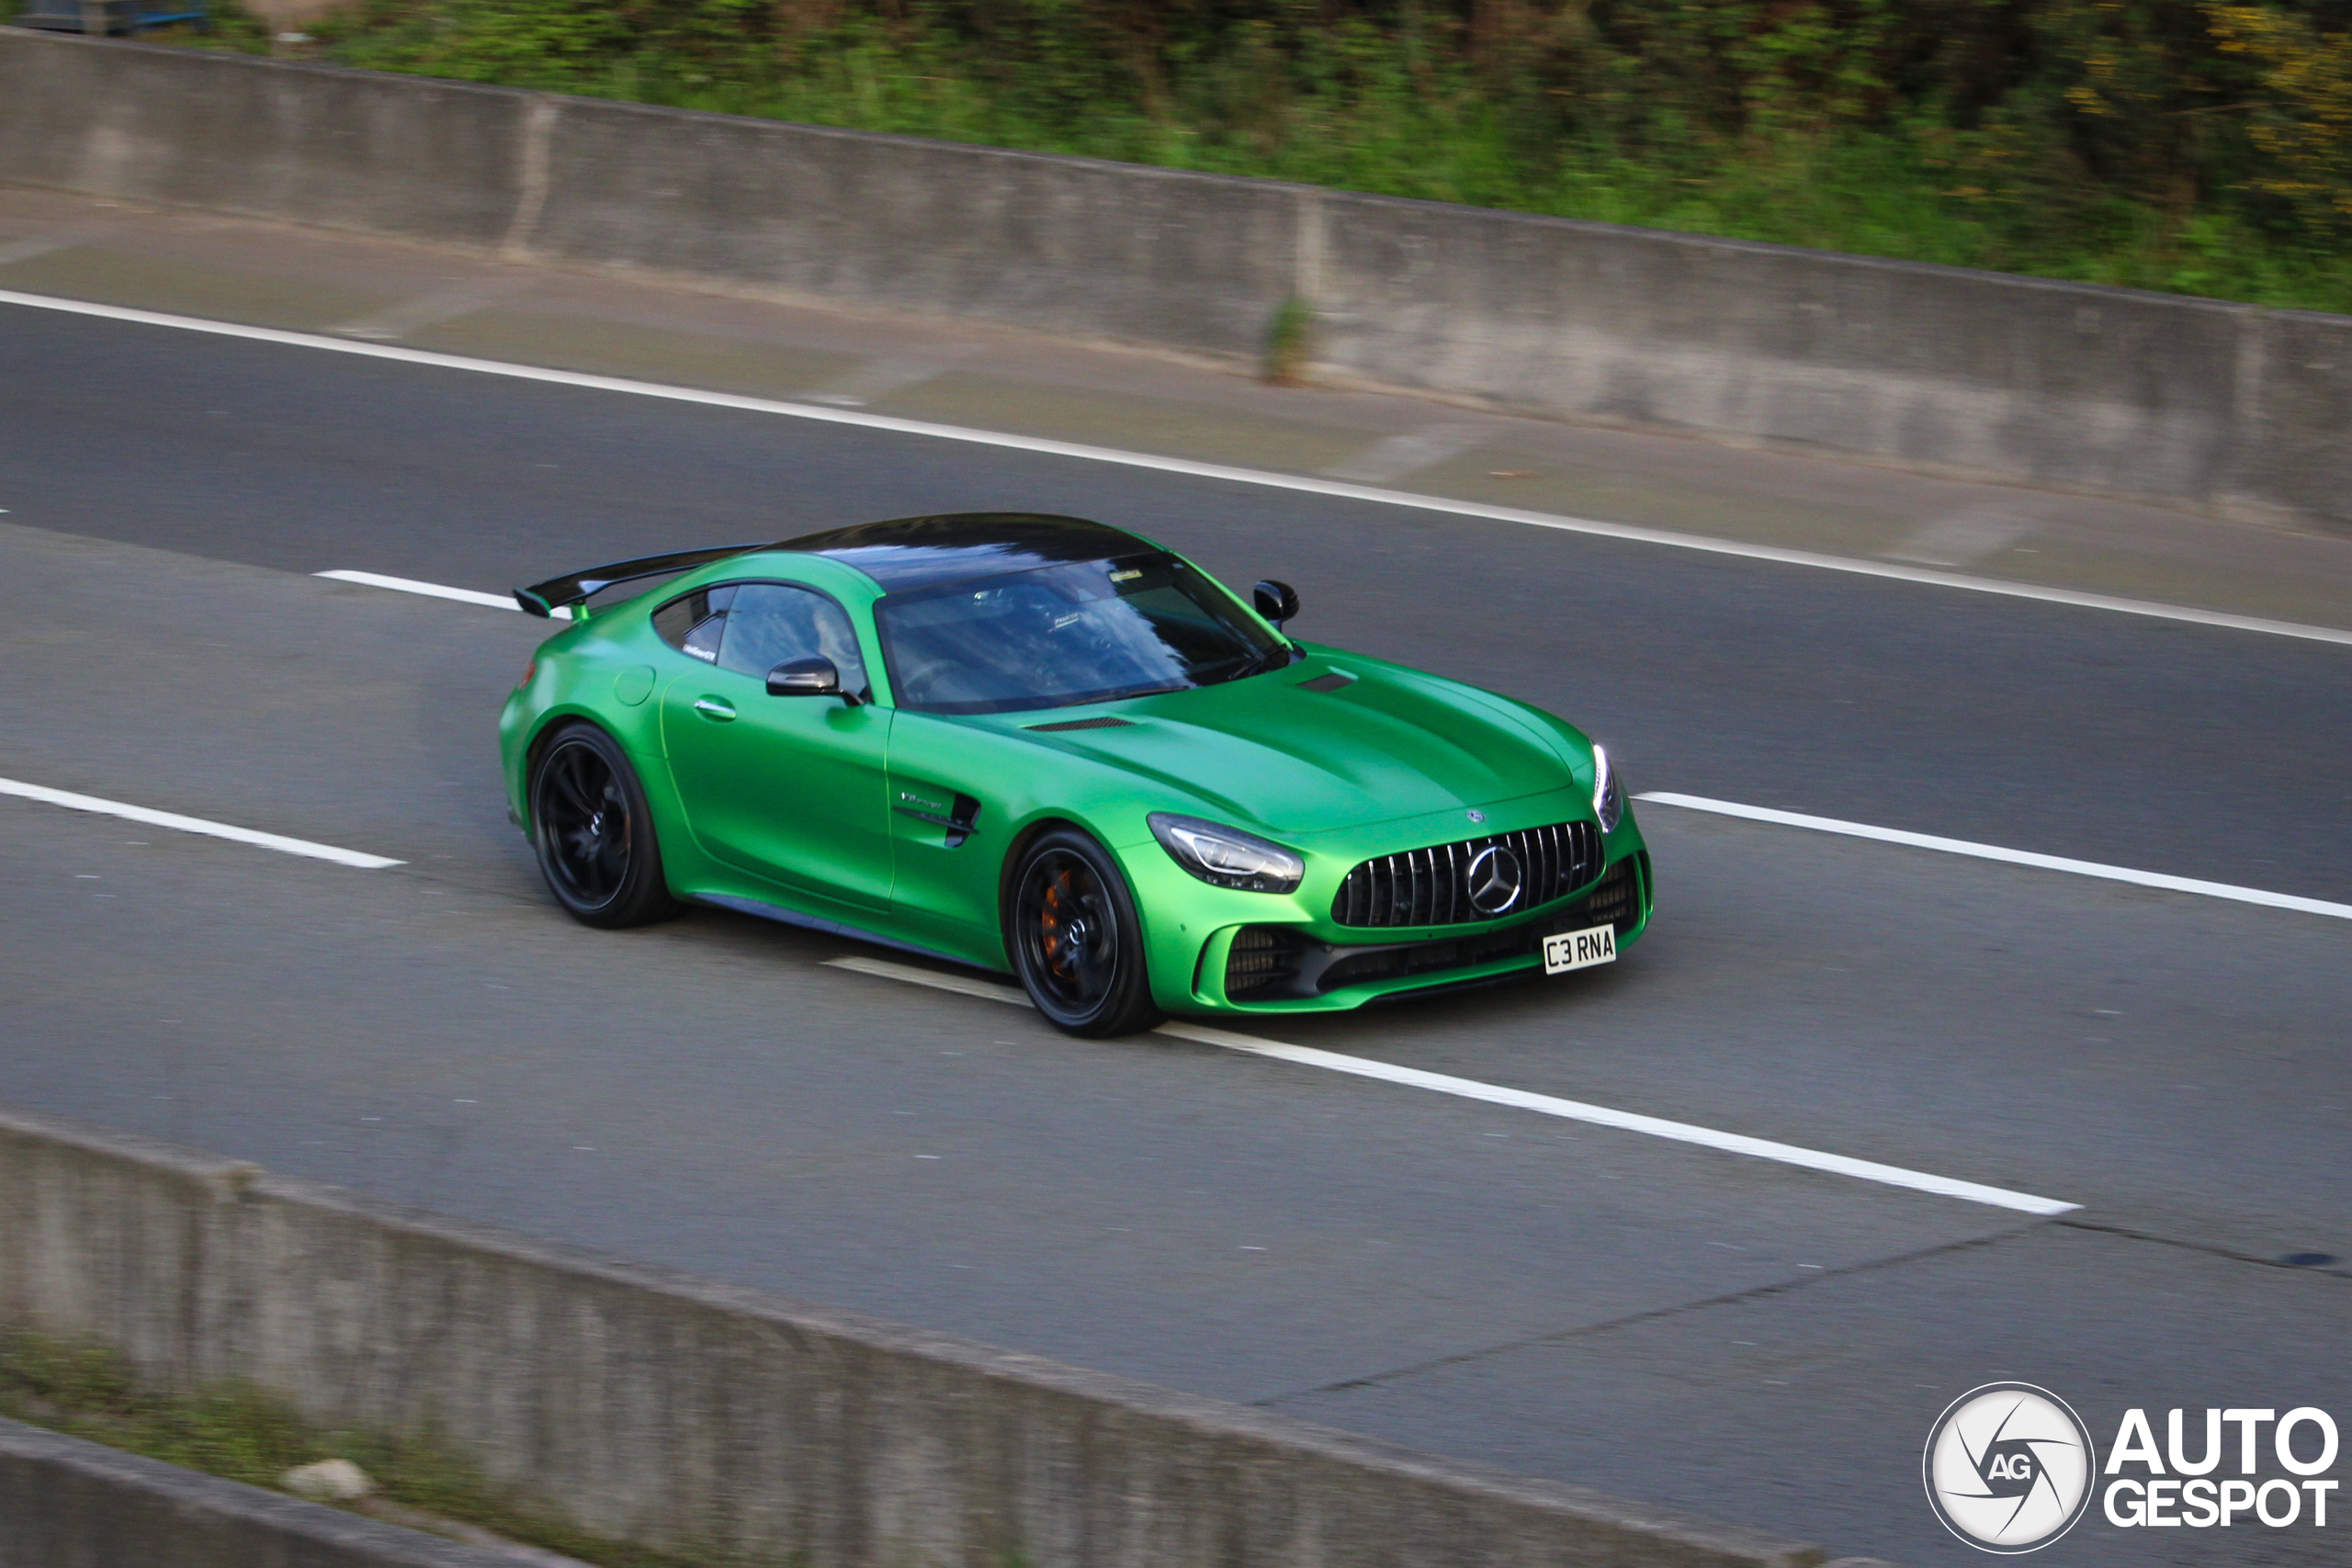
[0,1328,732,1568]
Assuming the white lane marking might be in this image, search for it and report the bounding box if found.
[0,777,403,868]
[318,570,577,617]
[6,288,2346,649]
[823,954,2077,1216]
[831,959,1025,1008]
[1639,792,2352,920]
[315,569,519,610]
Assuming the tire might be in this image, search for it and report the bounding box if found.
[1008,829,1164,1038]
[527,723,679,929]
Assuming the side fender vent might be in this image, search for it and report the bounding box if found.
[894,790,983,848]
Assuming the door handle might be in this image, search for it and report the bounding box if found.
[693,697,737,722]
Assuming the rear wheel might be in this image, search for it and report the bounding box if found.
[1009,829,1163,1038]
[528,724,678,929]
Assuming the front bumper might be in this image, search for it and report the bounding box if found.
[1125,797,1652,1016]
[1219,853,1647,1003]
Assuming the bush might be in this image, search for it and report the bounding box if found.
[284,2,2352,312]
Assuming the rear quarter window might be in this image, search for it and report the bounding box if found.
[651,584,736,662]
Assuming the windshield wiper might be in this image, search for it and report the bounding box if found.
[1232,642,1293,680]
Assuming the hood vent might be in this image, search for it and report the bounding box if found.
[1297,671,1357,694]
[1025,716,1136,732]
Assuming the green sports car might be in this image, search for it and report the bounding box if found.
[500,513,1650,1036]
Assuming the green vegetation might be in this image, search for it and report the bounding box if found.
[1263,295,1316,385]
[0,1329,718,1568]
[183,2,2352,313]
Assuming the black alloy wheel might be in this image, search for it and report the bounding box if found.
[1010,829,1163,1037]
[528,724,678,929]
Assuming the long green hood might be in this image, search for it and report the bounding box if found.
[982,652,1580,835]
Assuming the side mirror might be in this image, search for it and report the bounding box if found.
[767,656,843,698]
[1253,579,1300,627]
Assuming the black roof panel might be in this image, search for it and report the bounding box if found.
[775,513,1151,591]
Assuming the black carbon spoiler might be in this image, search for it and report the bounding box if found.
[513,543,766,618]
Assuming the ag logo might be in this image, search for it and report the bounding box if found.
[1464,844,1523,914]
[1925,1383,2097,1552]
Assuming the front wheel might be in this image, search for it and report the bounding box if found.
[528,723,679,929]
[1008,829,1163,1038]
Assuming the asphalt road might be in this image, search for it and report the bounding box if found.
[9,306,2351,898]
[3,299,2347,1567]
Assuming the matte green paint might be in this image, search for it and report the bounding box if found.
[500,546,1648,1015]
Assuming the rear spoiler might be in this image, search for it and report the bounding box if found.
[513,543,765,618]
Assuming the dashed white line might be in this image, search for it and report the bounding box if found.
[828,959,1021,1008]
[0,777,403,869]
[822,955,2077,1216]
[314,569,522,611]
[1639,793,2352,920]
[6,288,2348,649]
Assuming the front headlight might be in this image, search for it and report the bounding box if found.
[1592,745,1624,833]
[1148,813,1305,894]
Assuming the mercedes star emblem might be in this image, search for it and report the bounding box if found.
[1464,844,1524,915]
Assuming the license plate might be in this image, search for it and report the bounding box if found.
[1543,923,1618,976]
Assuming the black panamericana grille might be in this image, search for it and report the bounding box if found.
[1332,820,1602,928]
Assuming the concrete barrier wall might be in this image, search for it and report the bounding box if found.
[0,1102,1826,1568]
[0,31,526,248]
[2,28,2342,526]
[1310,197,2255,508]
[530,96,1306,361]
[0,1416,521,1568]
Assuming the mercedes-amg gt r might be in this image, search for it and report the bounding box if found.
[500,513,1649,1035]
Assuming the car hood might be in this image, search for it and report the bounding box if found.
[987,652,1581,835]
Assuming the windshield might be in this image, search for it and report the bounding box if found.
[875,553,1288,715]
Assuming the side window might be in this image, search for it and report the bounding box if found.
[714,582,868,694]
[652,584,736,663]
